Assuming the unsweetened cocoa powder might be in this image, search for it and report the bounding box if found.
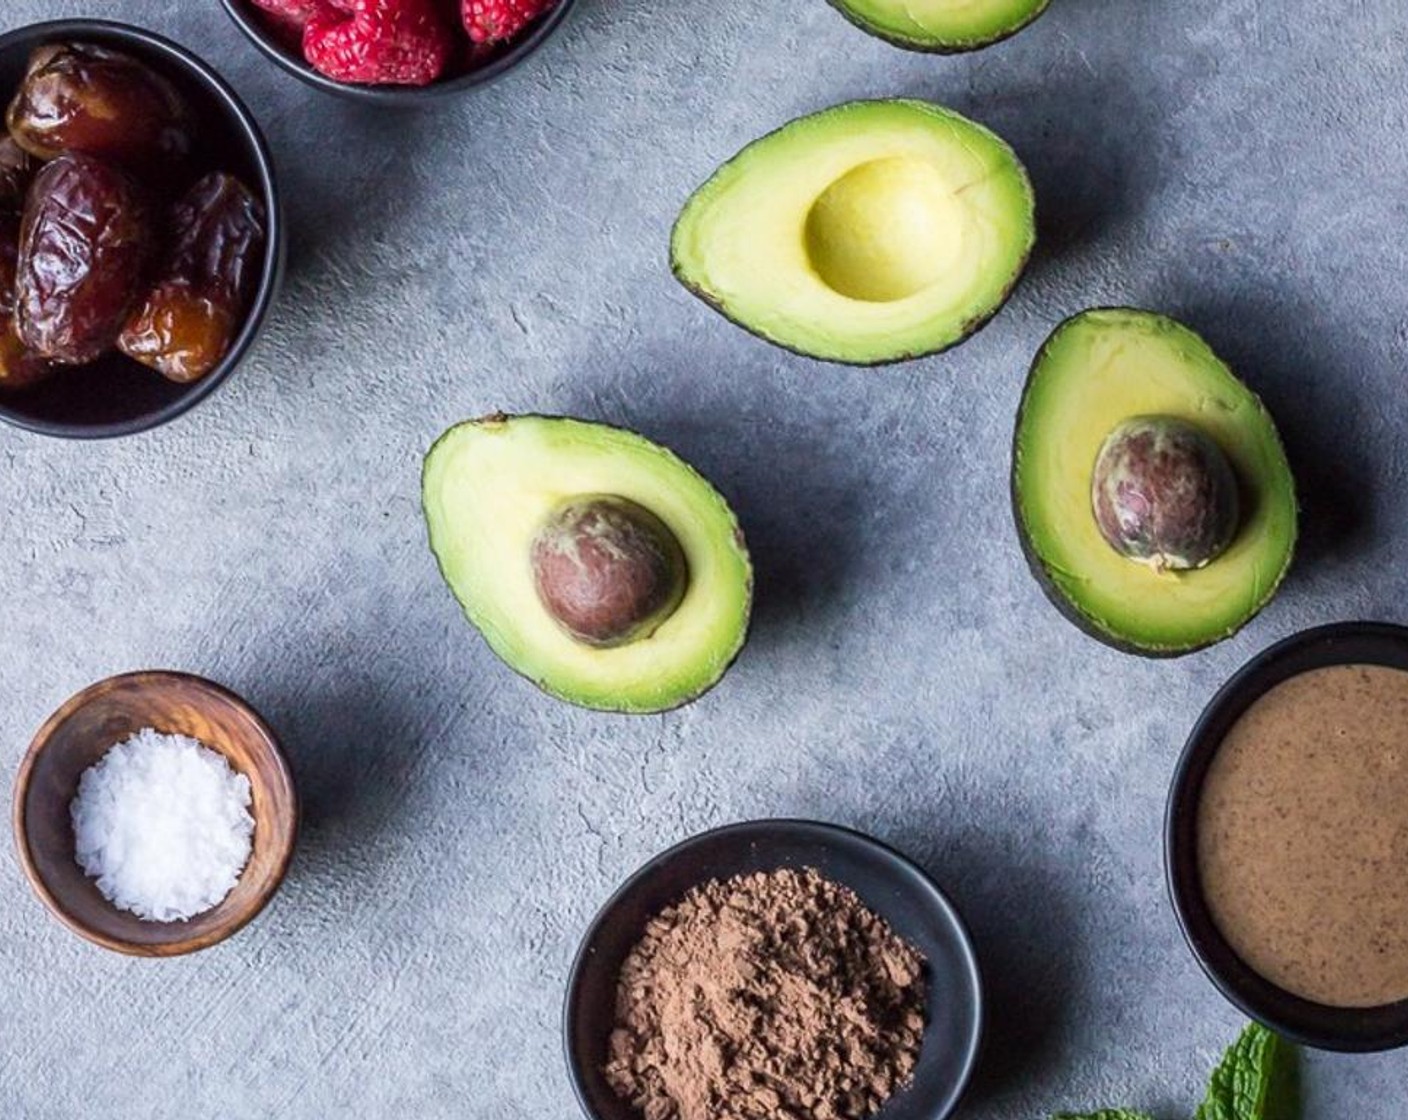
[604,867,926,1120]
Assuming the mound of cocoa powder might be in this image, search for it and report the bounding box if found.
[604,867,926,1120]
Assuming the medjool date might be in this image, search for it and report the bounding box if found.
[0,143,32,313]
[0,212,20,315]
[15,154,152,365]
[0,327,51,391]
[0,138,36,210]
[0,206,48,389]
[118,282,237,384]
[119,173,266,382]
[6,42,194,166]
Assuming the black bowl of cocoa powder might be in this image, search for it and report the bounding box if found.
[564,819,984,1120]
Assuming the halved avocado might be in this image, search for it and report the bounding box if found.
[1012,309,1298,656]
[422,414,752,713]
[671,99,1035,366]
[830,0,1050,52]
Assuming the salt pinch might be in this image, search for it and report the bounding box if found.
[70,728,255,922]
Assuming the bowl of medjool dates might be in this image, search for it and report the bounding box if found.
[0,20,282,438]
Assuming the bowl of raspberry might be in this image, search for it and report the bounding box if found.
[220,0,575,102]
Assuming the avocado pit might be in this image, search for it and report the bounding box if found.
[531,495,688,648]
[1091,416,1240,573]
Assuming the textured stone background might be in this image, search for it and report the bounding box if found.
[1,0,1405,1116]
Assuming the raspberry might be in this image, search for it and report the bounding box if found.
[247,0,334,46]
[462,0,556,44]
[304,0,453,86]
[249,0,329,21]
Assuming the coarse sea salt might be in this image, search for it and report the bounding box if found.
[70,728,255,923]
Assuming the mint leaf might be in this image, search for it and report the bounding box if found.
[1195,1022,1300,1120]
[1053,1112,1154,1120]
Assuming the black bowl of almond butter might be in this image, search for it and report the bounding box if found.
[1168,621,1408,1052]
[0,20,282,439]
[565,820,984,1120]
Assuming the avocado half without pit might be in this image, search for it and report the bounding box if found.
[1012,309,1298,656]
[671,99,1036,366]
[829,0,1050,52]
[422,415,753,713]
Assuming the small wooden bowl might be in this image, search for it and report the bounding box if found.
[12,671,297,956]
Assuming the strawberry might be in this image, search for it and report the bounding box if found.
[462,0,556,44]
[304,0,453,86]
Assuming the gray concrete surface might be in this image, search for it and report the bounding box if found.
[1,0,1405,1115]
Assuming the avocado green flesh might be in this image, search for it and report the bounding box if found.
[1013,309,1297,654]
[832,0,1050,51]
[422,415,752,713]
[671,100,1036,365]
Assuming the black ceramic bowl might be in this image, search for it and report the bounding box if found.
[219,0,577,106]
[0,19,284,440]
[1167,620,1408,1052]
[565,819,984,1120]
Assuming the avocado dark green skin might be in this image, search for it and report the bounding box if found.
[1009,308,1298,659]
[826,0,1051,53]
[422,413,754,714]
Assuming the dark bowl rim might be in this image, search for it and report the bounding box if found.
[1165,620,1408,1052]
[218,0,578,105]
[0,17,286,441]
[11,669,300,956]
[562,817,985,1120]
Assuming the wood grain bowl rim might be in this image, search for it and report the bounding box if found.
[11,670,299,957]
